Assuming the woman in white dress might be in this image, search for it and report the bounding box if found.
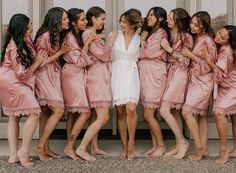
[111,9,142,160]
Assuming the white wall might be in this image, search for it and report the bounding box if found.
[53,0,105,12]
[2,0,30,25]
[201,0,227,18]
[124,0,177,17]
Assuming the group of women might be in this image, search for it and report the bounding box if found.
[0,5,236,167]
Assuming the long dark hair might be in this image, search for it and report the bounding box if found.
[35,7,68,48]
[86,6,105,34]
[67,8,84,48]
[224,25,236,62]
[170,8,191,47]
[192,11,214,38]
[1,14,33,68]
[145,7,169,40]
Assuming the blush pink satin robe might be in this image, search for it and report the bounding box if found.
[35,31,64,108]
[162,32,194,109]
[138,28,168,108]
[83,29,113,108]
[213,45,236,115]
[183,34,217,115]
[62,32,93,113]
[0,39,41,116]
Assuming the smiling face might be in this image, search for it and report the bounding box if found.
[147,10,157,28]
[60,11,69,30]
[24,20,33,37]
[119,15,133,33]
[167,12,176,29]
[93,13,106,30]
[214,28,229,45]
[75,12,87,31]
[190,16,202,34]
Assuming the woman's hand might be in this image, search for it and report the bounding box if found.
[181,47,192,58]
[60,43,73,54]
[108,31,117,45]
[161,38,172,53]
[203,49,212,63]
[140,31,148,42]
[35,50,47,65]
[85,34,98,45]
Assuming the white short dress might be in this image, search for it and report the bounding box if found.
[111,31,140,106]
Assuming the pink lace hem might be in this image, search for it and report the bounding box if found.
[66,106,90,113]
[161,100,183,110]
[37,98,64,108]
[213,107,236,116]
[182,104,208,116]
[140,101,160,109]
[90,101,111,108]
[113,98,138,107]
[2,107,41,116]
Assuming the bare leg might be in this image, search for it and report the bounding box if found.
[66,112,76,144]
[8,115,21,163]
[214,112,228,164]
[182,110,203,161]
[76,107,109,161]
[17,114,40,167]
[141,132,156,157]
[41,107,61,159]
[64,112,90,160]
[39,107,52,160]
[229,114,236,157]
[126,103,137,160]
[34,106,64,161]
[143,108,166,159]
[91,133,111,157]
[160,105,189,159]
[116,105,128,159]
[163,109,183,156]
[90,110,111,157]
[198,116,209,156]
[172,109,183,131]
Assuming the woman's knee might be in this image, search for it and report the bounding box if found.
[53,107,65,118]
[126,104,136,115]
[97,115,109,126]
[182,110,189,119]
[116,106,125,118]
[214,112,225,122]
[160,106,170,118]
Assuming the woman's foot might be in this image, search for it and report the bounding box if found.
[188,147,204,161]
[118,149,127,159]
[34,145,52,161]
[149,145,166,159]
[202,145,209,157]
[91,148,111,158]
[173,141,189,159]
[45,149,61,159]
[8,154,19,164]
[64,147,80,160]
[127,141,135,161]
[215,149,228,164]
[229,149,236,158]
[141,147,156,157]
[164,146,178,157]
[76,148,96,161]
[17,149,33,167]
